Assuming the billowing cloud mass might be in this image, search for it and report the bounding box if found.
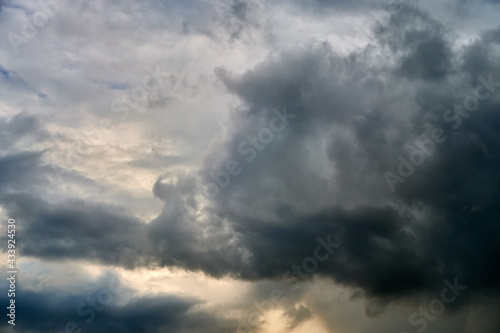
[1,0,500,332]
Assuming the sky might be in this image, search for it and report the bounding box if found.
[1,0,500,332]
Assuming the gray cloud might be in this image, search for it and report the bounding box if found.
[2,1,500,332]
[0,276,238,333]
[147,3,500,306]
[2,194,151,268]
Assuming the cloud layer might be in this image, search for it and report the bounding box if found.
[1,1,500,332]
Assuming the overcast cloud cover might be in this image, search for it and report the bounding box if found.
[1,0,500,332]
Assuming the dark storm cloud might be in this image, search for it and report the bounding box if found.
[1,194,151,268]
[0,278,237,333]
[375,4,454,81]
[145,2,500,307]
[461,26,500,76]
[147,173,251,277]
[0,112,48,151]
[0,152,44,191]
[0,113,50,191]
[149,181,433,295]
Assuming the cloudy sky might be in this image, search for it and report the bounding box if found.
[1,0,500,332]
